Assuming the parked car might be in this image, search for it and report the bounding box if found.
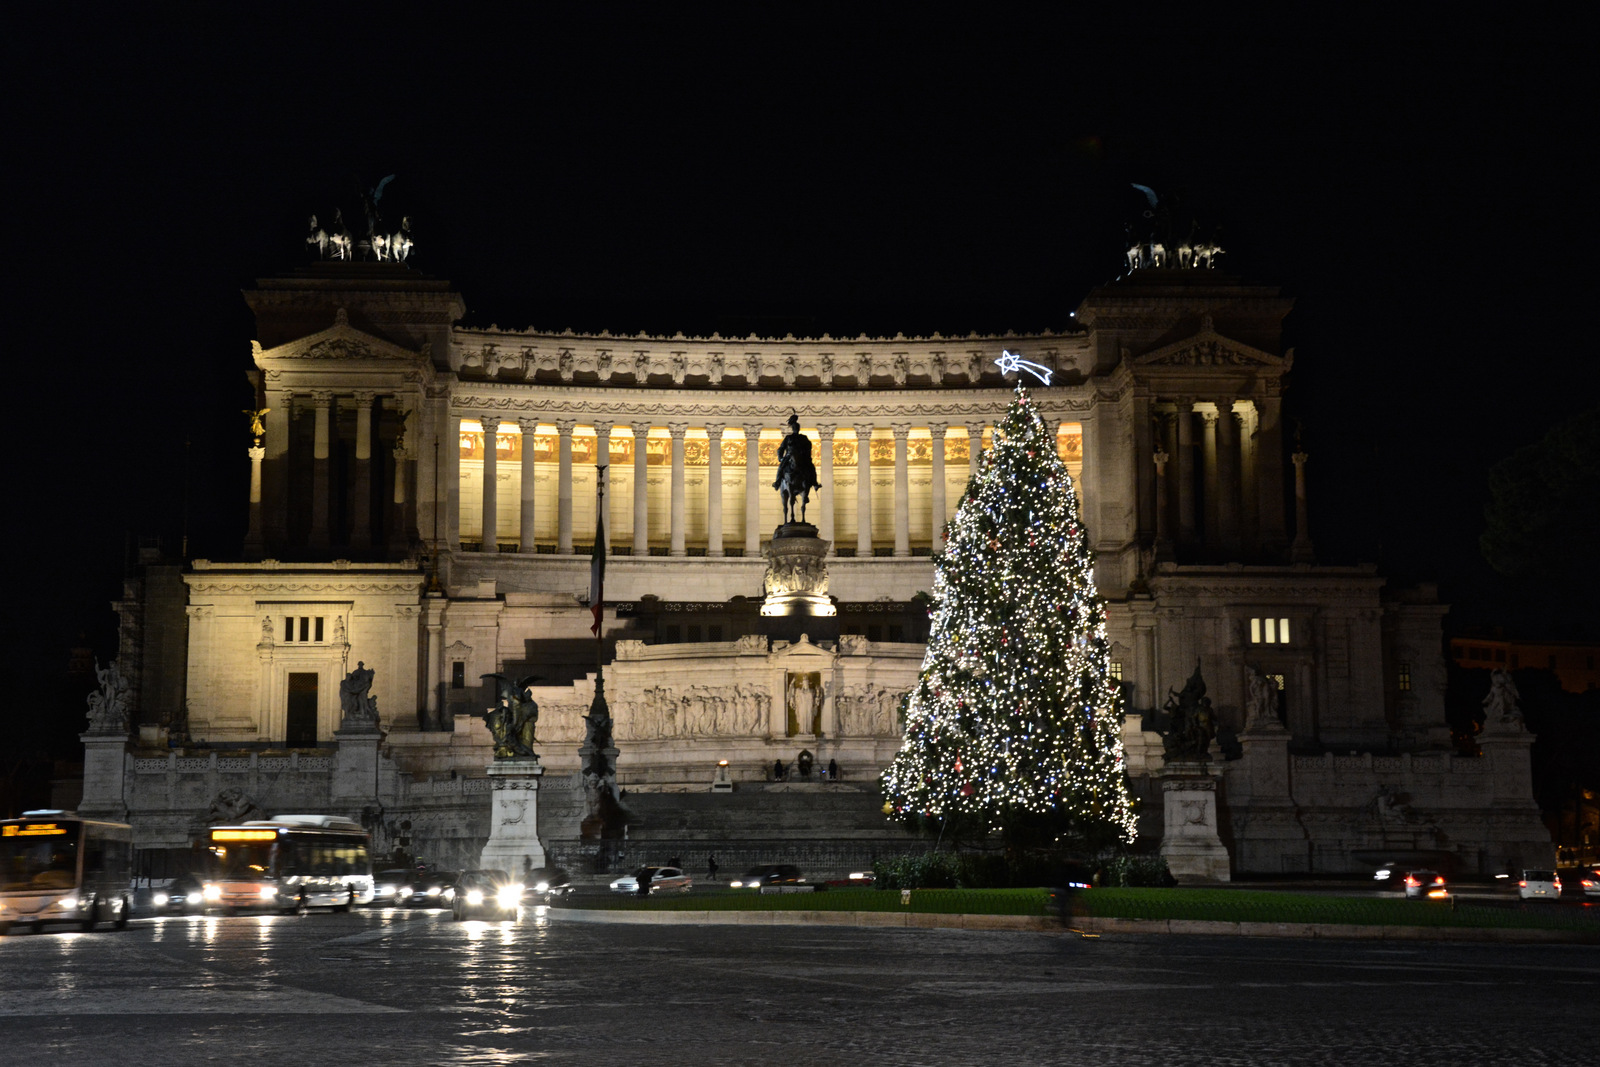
[523,866,572,900]
[451,870,521,921]
[608,866,692,894]
[1519,870,1560,901]
[730,864,806,889]
[400,869,459,907]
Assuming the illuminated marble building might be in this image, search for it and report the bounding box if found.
[82,261,1551,877]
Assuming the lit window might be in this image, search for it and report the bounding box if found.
[1269,673,1285,691]
[1249,618,1291,645]
[1109,661,1123,681]
[1398,662,1412,692]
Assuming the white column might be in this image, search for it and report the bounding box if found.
[631,420,651,556]
[1202,409,1220,555]
[518,417,538,553]
[479,416,500,553]
[669,422,688,556]
[854,424,873,556]
[556,418,575,553]
[706,424,724,557]
[310,390,333,545]
[1175,398,1196,550]
[743,422,763,555]
[245,444,265,554]
[351,390,374,549]
[892,422,911,557]
[965,421,984,480]
[1291,448,1315,564]
[817,424,836,555]
[1217,400,1242,557]
[425,614,442,722]
[928,422,947,554]
[444,410,461,552]
[594,421,614,547]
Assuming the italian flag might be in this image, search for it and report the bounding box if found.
[590,466,607,637]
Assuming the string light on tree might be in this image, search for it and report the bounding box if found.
[880,376,1136,848]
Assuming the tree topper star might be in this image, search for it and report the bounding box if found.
[994,349,1053,385]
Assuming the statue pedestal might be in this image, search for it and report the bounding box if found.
[479,759,546,874]
[1159,761,1231,883]
[761,526,838,643]
[77,732,129,820]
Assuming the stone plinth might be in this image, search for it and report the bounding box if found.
[761,526,835,618]
[761,525,838,644]
[480,758,546,874]
[1159,761,1231,883]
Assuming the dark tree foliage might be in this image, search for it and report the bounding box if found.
[1480,407,1600,637]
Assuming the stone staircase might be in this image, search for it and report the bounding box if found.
[546,780,927,879]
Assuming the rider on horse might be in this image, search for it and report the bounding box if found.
[773,412,821,525]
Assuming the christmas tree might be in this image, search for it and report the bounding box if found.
[881,382,1136,850]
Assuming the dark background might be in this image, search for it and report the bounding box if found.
[5,11,1595,782]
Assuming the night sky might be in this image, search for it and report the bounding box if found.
[7,12,1595,750]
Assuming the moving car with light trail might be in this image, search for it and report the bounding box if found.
[451,870,522,921]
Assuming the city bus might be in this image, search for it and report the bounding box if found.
[0,811,134,934]
[200,814,375,913]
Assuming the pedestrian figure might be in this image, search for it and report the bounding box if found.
[708,854,719,881]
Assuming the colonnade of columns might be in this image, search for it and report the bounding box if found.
[461,419,1007,558]
[250,390,413,557]
[1147,396,1288,561]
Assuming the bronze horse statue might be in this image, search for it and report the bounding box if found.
[772,411,821,525]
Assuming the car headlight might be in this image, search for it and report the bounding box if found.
[427,886,441,896]
[260,886,278,899]
[496,885,521,908]
[465,889,484,906]
[152,892,170,908]
[203,884,223,902]
[60,897,79,911]
[729,880,744,888]
[393,887,407,899]
[534,881,549,893]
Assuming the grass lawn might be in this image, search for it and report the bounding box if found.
[564,885,1599,931]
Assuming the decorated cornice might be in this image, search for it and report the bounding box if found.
[447,328,1091,389]
[447,381,1099,422]
[186,579,427,597]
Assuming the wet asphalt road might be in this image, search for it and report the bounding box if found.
[2,904,1597,1066]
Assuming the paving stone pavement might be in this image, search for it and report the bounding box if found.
[2,907,1596,1066]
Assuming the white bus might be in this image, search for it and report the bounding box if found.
[0,811,134,934]
[201,814,375,913]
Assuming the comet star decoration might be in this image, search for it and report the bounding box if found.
[881,381,1136,848]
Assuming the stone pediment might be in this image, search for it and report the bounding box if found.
[254,309,426,367]
[1132,318,1286,370]
[769,633,836,663]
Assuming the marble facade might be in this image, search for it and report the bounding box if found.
[83,261,1552,877]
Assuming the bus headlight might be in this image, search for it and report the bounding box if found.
[203,883,223,902]
[497,885,522,908]
[260,886,278,899]
[60,897,78,910]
